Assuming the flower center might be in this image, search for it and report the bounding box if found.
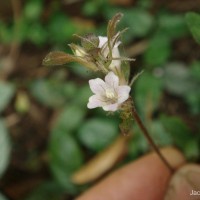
[105,89,116,100]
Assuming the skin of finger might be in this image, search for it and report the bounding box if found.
[76,147,185,200]
[164,164,200,200]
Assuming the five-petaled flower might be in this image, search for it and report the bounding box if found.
[87,71,131,111]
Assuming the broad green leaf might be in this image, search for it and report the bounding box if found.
[144,34,171,66]
[82,0,105,16]
[54,105,85,132]
[24,0,43,21]
[191,61,200,80]
[185,92,200,114]
[30,79,76,108]
[48,13,76,44]
[0,119,11,177]
[49,129,83,192]
[134,72,163,118]
[25,182,65,200]
[150,120,173,146]
[124,9,154,37]
[27,23,47,45]
[160,115,192,147]
[163,62,194,96]
[0,81,15,113]
[78,118,118,151]
[184,139,199,161]
[73,85,92,107]
[158,13,188,39]
[186,12,200,44]
[160,115,199,160]
[163,62,200,114]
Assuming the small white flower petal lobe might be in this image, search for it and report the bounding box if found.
[114,41,121,48]
[89,78,106,95]
[105,72,119,89]
[102,103,119,111]
[117,85,131,104]
[109,47,121,70]
[87,95,106,109]
[98,36,108,48]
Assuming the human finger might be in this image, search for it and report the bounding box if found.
[77,147,185,200]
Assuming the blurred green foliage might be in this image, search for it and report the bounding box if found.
[0,0,199,199]
[186,12,200,44]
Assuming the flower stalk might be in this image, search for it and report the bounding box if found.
[131,101,174,173]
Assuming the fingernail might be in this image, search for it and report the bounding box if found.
[185,166,200,188]
[164,164,200,200]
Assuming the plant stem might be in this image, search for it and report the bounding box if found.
[131,104,174,173]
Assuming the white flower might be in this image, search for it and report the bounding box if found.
[98,36,121,71]
[87,72,131,111]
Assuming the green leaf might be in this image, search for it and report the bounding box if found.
[30,78,76,108]
[185,92,200,114]
[27,23,47,45]
[25,182,65,200]
[49,129,83,192]
[48,13,76,44]
[82,0,104,16]
[78,118,118,151]
[134,72,163,118]
[184,139,199,161]
[24,0,43,21]
[125,9,154,37]
[161,115,191,147]
[54,105,85,132]
[73,85,92,107]
[186,12,200,44]
[191,61,200,80]
[150,120,173,146]
[144,34,171,66]
[163,62,194,96]
[0,119,11,177]
[158,13,188,39]
[0,82,15,113]
[160,115,199,160]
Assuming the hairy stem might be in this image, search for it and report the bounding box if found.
[131,104,174,173]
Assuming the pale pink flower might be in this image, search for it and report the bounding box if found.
[87,72,131,111]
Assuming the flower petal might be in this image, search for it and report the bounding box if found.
[117,85,131,104]
[109,47,121,71]
[98,36,108,48]
[87,95,106,109]
[102,103,119,111]
[89,78,106,95]
[114,41,121,48]
[105,72,119,89]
